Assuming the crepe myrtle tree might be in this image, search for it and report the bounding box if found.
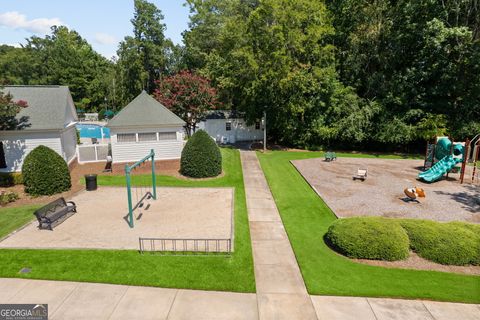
[153,70,221,137]
[0,90,28,130]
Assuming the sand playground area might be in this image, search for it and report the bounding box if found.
[0,187,234,251]
[292,157,479,223]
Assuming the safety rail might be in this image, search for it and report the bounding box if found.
[139,237,232,255]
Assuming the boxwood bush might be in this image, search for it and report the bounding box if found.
[180,130,222,178]
[400,220,480,266]
[325,217,410,261]
[22,145,71,196]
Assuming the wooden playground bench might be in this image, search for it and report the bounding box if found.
[34,197,77,230]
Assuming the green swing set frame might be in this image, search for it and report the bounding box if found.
[125,149,157,228]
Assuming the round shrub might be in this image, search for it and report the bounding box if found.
[22,145,71,196]
[325,217,410,261]
[180,130,222,178]
[400,220,480,266]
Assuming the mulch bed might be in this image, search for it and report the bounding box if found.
[0,159,181,209]
[353,252,480,276]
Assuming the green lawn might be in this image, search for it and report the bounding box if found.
[0,205,39,239]
[257,150,480,303]
[0,148,255,292]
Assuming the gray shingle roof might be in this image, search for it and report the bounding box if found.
[107,91,185,128]
[2,85,77,131]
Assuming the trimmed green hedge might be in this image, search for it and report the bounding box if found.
[22,145,71,196]
[326,217,480,266]
[180,130,222,178]
[325,217,410,261]
[0,172,23,187]
[400,220,480,266]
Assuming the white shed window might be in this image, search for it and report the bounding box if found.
[255,121,260,130]
[226,122,232,131]
[158,132,177,140]
[138,132,157,142]
[117,133,136,143]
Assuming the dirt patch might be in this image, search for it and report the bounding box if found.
[292,157,480,223]
[353,252,480,276]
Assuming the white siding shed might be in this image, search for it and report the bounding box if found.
[107,91,185,163]
[0,86,78,172]
[199,111,264,143]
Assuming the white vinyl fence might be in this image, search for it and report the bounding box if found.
[77,144,110,163]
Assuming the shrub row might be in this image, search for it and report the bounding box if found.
[0,172,23,187]
[325,217,410,261]
[180,130,222,178]
[400,220,480,266]
[325,217,480,266]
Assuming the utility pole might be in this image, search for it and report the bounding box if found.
[263,111,267,152]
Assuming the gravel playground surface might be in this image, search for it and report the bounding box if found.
[0,186,234,251]
[292,157,480,223]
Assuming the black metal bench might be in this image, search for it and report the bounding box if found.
[34,197,76,230]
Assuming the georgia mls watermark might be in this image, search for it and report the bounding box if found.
[0,304,48,320]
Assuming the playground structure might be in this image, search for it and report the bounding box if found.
[419,136,478,183]
[125,149,157,228]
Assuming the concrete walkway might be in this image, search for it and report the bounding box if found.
[2,278,479,320]
[0,278,258,320]
[240,151,318,319]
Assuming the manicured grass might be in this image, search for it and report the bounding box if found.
[0,205,39,239]
[257,150,480,303]
[0,148,255,292]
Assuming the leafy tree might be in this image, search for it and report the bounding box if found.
[0,27,113,111]
[328,0,480,143]
[186,0,375,147]
[153,70,220,136]
[0,89,29,130]
[117,0,173,103]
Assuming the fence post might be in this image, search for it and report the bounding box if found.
[125,164,134,228]
[151,149,157,200]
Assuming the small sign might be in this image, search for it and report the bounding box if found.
[0,304,48,320]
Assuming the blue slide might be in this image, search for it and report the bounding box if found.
[418,155,461,182]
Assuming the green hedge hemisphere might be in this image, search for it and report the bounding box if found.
[22,145,71,196]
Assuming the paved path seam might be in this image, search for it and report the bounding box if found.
[366,298,380,320]
[421,301,437,320]
[48,281,79,318]
[165,289,179,320]
[107,284,131,320]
